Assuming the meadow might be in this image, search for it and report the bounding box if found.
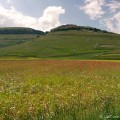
[0,60,120,120]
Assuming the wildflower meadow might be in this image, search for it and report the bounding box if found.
[0,60,120,120]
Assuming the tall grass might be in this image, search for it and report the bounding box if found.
[0,60,120,120]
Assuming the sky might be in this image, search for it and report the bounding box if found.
[0,0,120,33]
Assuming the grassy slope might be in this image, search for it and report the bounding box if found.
[0,30,120,59]
[0,34,39,49]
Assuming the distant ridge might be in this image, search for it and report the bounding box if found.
[0,27,45,35]
[51,24,109,33]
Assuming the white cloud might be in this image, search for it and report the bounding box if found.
[79,0,120,34]
[80,0,105,20]
[0,4,65,31]
[106,0,120,12]
[38,6,65,31]
[5,0,12,3]
[101,12,120,33]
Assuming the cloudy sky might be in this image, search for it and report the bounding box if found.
[0,0,120,33]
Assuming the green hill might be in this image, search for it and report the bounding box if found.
[0,27,44,35]
[0,27,44,50]
[51,24,109,33]
[0,26,120,60]
[0,34,41,49]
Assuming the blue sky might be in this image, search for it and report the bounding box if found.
[0,0,120,33]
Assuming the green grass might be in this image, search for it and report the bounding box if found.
[0,34,39,49]
[0,30,120,59]
[0,29,120,120]
[0,60,120,120]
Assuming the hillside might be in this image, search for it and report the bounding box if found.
[0,29,120,60]
[0,34,41,49]
[0,27,45,49]
[0,27,44,35]
[51,24,109,33]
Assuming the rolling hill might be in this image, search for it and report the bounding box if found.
[0,26,120,59]
[0,27,44,35]
[51,24,109,33]
[0,27,44,49]
[0,25,120,60]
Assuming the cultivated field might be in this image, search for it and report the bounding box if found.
[0,60,120,120]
